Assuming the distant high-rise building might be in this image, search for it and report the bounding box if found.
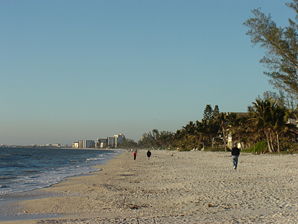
[97,138,107,148]
[114,133,125,148]
[78,140,84,148]
[72,142,79,148]
[85,140,95,148]
[107,137,115,148]
[77,140,95,148]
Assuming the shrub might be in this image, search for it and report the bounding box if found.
[244,141,267,154]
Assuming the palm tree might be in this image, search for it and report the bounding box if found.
[251,99,287,152]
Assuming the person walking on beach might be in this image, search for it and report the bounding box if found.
[231,143,240,170]
[132,149,137,160]
[146,150,151,159]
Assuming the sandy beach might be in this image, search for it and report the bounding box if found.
[1,150,297,224]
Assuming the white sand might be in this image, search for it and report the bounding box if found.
[1,150,297,224]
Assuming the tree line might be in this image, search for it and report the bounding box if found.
[121,96,298,153]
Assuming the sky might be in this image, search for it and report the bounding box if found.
[0,0,293,145]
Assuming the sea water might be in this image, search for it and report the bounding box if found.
[0,147,120,197]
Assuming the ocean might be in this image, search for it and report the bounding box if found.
[0,147,120,197]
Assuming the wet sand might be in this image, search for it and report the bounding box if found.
[1,150,297,224]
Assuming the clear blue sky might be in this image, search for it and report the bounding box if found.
[0,0,292,145]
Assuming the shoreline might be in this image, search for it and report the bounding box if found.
[0,148,121,200]
[0,150,297,223]
[0,149,123,222]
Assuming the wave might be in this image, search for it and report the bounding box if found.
[0,149,121,196]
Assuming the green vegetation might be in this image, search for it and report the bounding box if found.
[244,0,298,99]
[118,138,138,148]
[137,100,298,153]
[243,141,267,154]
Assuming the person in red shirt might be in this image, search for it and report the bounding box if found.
[132,149,137,160]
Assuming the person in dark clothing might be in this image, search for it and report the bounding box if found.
[146,150,152,159]
[132,149,137,160]
[231,143,240,170]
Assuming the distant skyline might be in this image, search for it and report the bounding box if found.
[0,0,291,145]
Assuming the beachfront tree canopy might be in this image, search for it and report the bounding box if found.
[250,99,287,152]
[244,0,298,98]
[137,101,298,153]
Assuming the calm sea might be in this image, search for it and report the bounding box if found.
[0,147,120,197]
